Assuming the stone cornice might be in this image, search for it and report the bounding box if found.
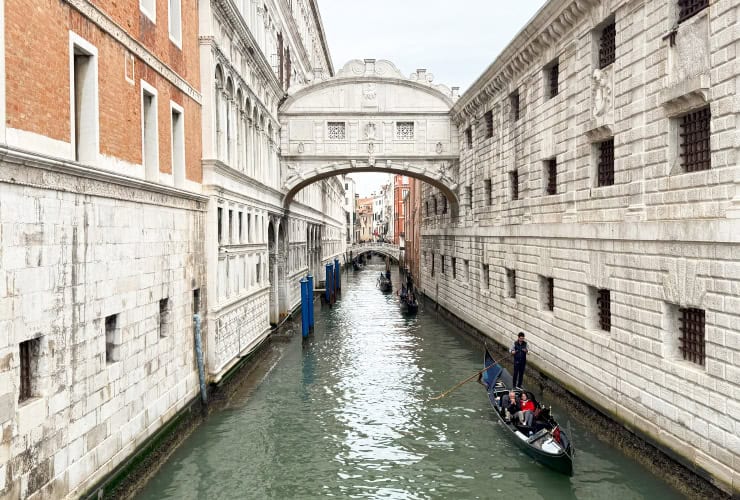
[307,0,334,75]
[0,146,208,210]
[451,0,601,125]
[203,158,285,200]
[64,0,202,104]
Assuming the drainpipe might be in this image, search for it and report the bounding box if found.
[193,313,208,406]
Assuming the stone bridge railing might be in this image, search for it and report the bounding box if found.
[349,242,400,261]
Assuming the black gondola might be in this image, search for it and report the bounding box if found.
[377,272,392,293]
[398,286,419,314]
[352,259,363,271]
[480,349,574,475]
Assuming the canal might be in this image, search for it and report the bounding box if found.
[137,258,685,499]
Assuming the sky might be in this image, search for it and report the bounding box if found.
[316,0,547,196]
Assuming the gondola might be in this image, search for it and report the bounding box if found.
[480,348,574,475]
[377,272,392,293]
[398,286,419,314]
[352,259,363,271]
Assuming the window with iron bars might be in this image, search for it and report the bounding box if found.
[679,307,705,366]
[510,170,519,200]
[431,253,435,276]
[597,138,615,187]
[597,288,611,332]
[510,91,520,121]
[484,110,494,138]
[484,179,492,205]
[441,255,446,274]
[599,21,616,69]
[466,185,473,208]
[327,121,346,140]
[465,127,473,149]
[19,339,35,403]
[678,0,709,24]
[545,277,554,311]
[451,257,457,279]
[545,158,557,195]
[481,264,490,290]
[547,62,559,99]
[680,107,711,172]
[441,195,448,214]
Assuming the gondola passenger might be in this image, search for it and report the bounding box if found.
[514,392,535,427]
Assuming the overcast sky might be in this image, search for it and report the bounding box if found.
[316,0,547,196]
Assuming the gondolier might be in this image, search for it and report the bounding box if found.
[510,332,528,389]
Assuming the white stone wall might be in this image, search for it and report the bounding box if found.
[0,155,206,498]
[423,0,740,494]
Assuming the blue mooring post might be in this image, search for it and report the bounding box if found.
[334,258,340,291]
[307,274,314,329]
[325,263,333,304]
[300,277,309,338]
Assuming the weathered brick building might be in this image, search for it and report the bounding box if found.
[421,0,740,494]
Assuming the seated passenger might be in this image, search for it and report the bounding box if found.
[501,391,518,421]
[513,392,535,427]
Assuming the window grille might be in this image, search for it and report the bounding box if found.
[19,340,32,402]
[678,0,709,24]
[546,277,554,311]
[548,63,559,98]
[441,255,445,274]
[482,264,490,290]
[599,21,616,69]
[598,138,615,186]
[466,186,473,208]
[597,289,611,331]
[680,107,711,172]
[465,127,473,149]
[425,201,429,216]
[510,91,520,121]
[507,268,516,298]
[484,111,494,138]
[546,159,557,195]
[510,170,519,200]
[441,196,448,214]
[431,253,435,276]
[396,121,414,140]
[679,307,705,365]
[327,122,346,140]
[484,179,492,205]
[451,257,457,279]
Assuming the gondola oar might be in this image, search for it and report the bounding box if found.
[429,360,497,401]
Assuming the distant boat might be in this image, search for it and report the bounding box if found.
[377,273,392,293]
[481,349,574,476]
[352,259,363,271]
[398,286,418,314]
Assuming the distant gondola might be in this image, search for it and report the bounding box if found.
[398,286,418,314]
[377,272,392,293]
[352,259,363,271]
[480,348,574,475]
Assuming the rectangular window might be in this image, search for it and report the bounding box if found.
[506,268,516,298]
[141,81,159,181]
[466,185,473,208]
[599,21,616,69]
[484,111,494,138]
[545,158,557,195]
[19,338,40,403]
[168,0,182,46]
[510,170,519,201]
[597,289,611,332]
[247,213,252,242]
[140,0,156,22]
[193,288,201,316]
[441,255,445,275]
[327,122,346,140]
[540,276,554,311]
[680,107,711,172]
[451,257,457,279]
[484,179,492,205]
[217,207,223,244]
[159,298,171,337]
[678,307,705,366]
[510,90,520,121]
[256,255,261,284]
[238,212,243,242]
[105,314,121,364]
[678,0,709,24]
[463,260,469,283]
[481,264,490,290]
[396,121,414,140]
[465,127,473,149]
[170,103,185,188]
[72,39,98,164]
[546,61,559,99]
[228,210,234,243]
[431,252,435,276]
[597,138,615,187]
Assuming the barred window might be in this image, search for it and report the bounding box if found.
[545,158,557,195]
[481,264,490,290]
[597,138,615,187]
[547,62,559,99]
[451,257,457,279]
[431,252,435,276]
[678,0,709,24]
[542,277,554,311]
[396,121,414,140]
[484,110,494,138]
[466,185,473,208]
[465,127,473,149]
[679,307,705,366]
[599,21,616,69]
[425,200,429,216]
[510,91,520,121]
[327,121,346,140]
[680,107,711,172]
[597,289,611,332]
[484,179,492,205]
[441,255,446,274]
[441,196,448,215]
[510,170,519,201]
[19,340,34,402]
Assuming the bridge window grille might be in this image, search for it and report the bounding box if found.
[484,111,494,138]
[546,158,557,195]
[678,0,708,24]
[510,170,519,201]
[597,289,611,332]
[506,268,516,298]
[599,21,616,69]
[510,91,520,121]
[327,121,346,140]
[597,138,615,186]
[396,121,414,140]
[547,62,559,99]
[680,107,711,172]
[465,127,473,149]
[679,307,705,366]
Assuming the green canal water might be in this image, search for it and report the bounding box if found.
[137,259,685,500]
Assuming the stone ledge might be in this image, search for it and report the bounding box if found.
[659,73,710,118]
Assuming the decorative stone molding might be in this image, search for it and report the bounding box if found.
[64,0,201,104]
[659,73,710,118]
[661,258,707,309]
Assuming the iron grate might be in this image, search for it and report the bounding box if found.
[549,63,559,98]
[597,289,611,332]
[679,307,705,366]
[547,277,555,311]
[599,21,616,69]
[678,0,709,24]
[19,340,32,402]
[510,170,519,200]
[598,138,615,186]
[680,107,711,172]
[547,159,557,195]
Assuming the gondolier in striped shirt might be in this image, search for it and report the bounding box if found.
[510,332,528,389]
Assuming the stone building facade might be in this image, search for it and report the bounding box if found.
[0,0,206,497]
[420,0,739,494]
[198,0,344,380]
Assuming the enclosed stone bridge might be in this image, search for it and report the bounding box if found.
[349,242,400,262]
[279,59,460,211]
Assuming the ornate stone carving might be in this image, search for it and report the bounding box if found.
[661,258,707,308]
[592,69,612,118]
[297,142,305,153]
[364,122,377,140]
[362,83,377,102]
[436,142,443,154]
